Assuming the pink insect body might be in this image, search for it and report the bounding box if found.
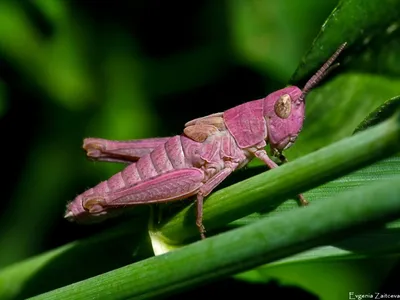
[65,44,346,239]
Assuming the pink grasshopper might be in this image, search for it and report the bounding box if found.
[65,43,346,239]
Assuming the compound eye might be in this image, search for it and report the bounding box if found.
[274,94,292,119]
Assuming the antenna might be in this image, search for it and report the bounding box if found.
[300,42,347,101]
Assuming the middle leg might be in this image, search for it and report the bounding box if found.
[195,165,237,239]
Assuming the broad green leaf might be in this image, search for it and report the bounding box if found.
[354,95,400,133]
[291,0,400,82]
[281,0,400,162]
[229,0,338,82]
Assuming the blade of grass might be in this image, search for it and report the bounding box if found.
[30,175,400,300]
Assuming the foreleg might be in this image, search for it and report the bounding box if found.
[83,137,171,164]
[253,149,309,206]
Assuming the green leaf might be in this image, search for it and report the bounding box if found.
[229,0,338,82]
[280,0,400,162]
[291,0,400,82]
[354,95,400,133]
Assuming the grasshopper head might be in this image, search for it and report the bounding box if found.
[264,43,346,152]
[263,86,305,151]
